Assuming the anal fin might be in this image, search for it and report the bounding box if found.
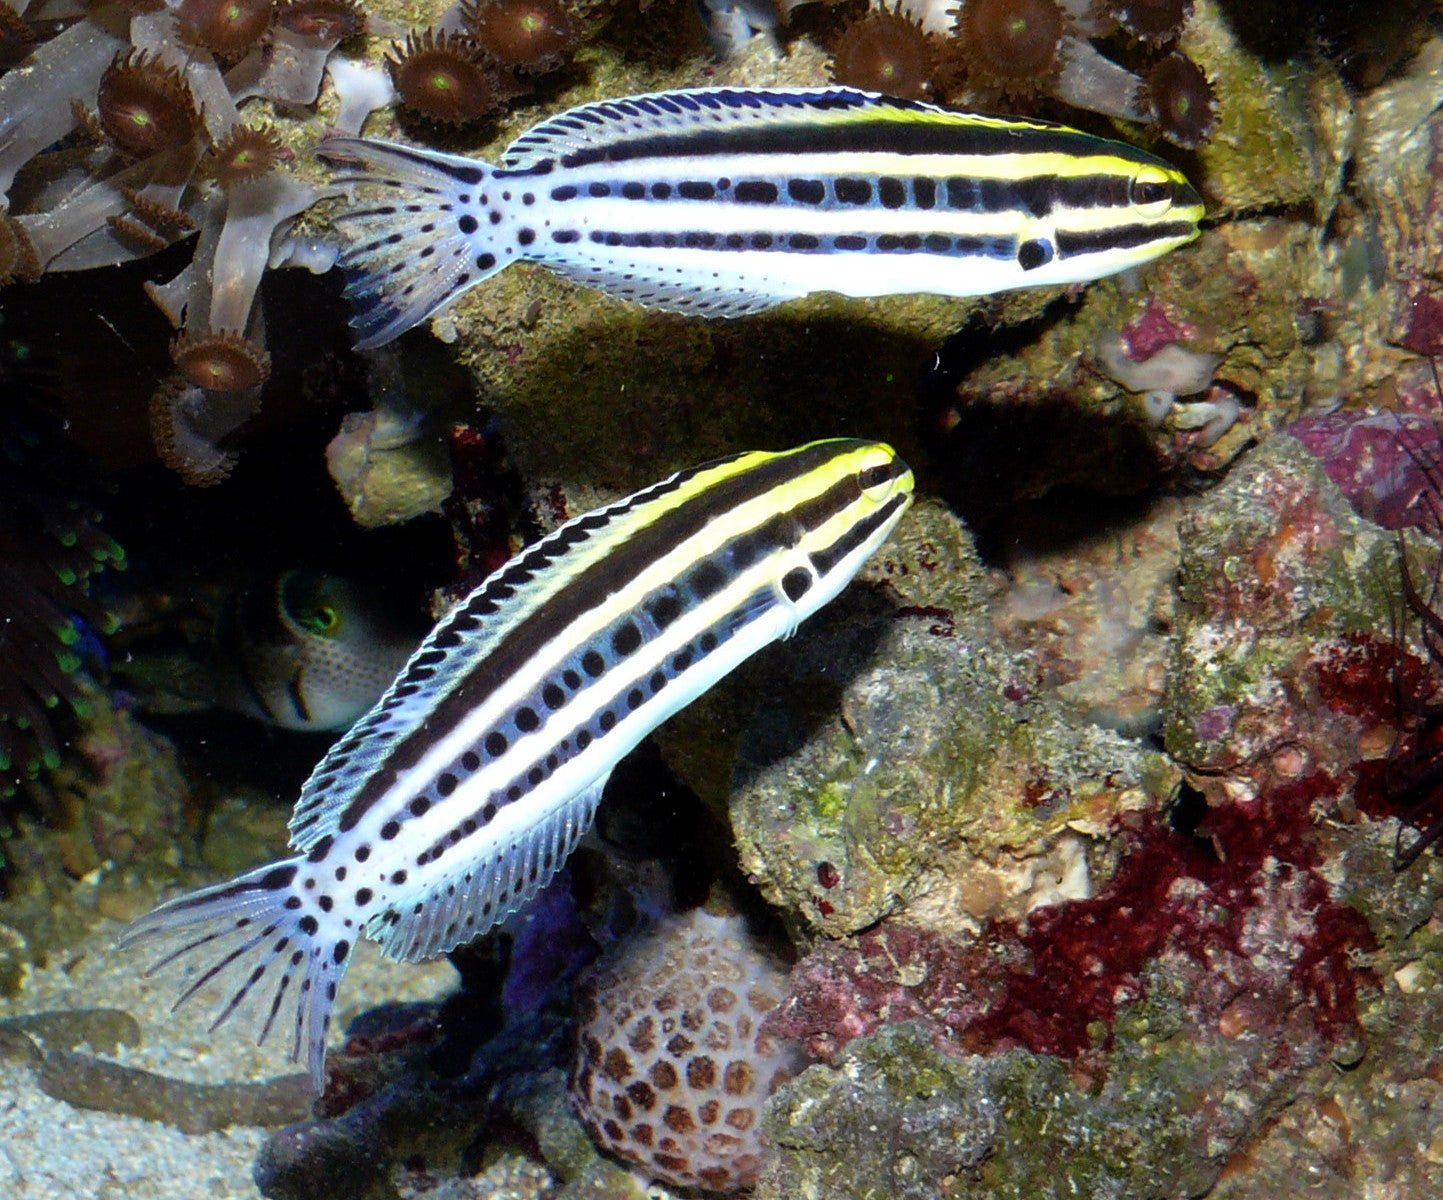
[536,251,797,318]
[370,776,608,963]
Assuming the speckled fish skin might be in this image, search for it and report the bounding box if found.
[222,571,416,732]
[120,439,914,1090]
[321,86,1205,349]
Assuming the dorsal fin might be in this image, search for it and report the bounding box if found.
[499,86,941,171]
[284,454,752,853]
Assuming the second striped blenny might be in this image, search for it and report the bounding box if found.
[321,86,1204,348]
[122,439,914,1088]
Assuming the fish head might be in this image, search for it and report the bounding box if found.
[853,441,915,518]
[1041,144,1205,286]
[220,571,418,731]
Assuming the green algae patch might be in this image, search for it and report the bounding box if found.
[454,279,966,502]
[727,502,1175,939]
[760,1021,1231,1200]
[1183,0,1353,216]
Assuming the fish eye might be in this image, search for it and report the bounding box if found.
[300,605,340,634]
[858,460,899,501]
[1129,166,1175,214]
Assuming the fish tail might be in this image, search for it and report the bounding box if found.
[120,858,353,1091]
[320,137,505,350]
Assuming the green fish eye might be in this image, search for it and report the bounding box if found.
[299,605,340,635]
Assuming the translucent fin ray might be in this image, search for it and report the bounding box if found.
[321,137,504,350]
[119,858,348,1091]
[371,777,606,964]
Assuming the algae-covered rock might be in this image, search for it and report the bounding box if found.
[1163,434,1399,775]
[758,829,1443,1200]
[933,30,1443,522]
[741,434,1438,1198]
[728,501,1175,940]
[987,493,1183,737]
[0,682,197,977]
[759,1020,1231,1200]
[1184,0,1354,217]
[1185,836,1443,1198]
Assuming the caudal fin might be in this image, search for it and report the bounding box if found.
[120,858,352,1091]
[320,137,506,350]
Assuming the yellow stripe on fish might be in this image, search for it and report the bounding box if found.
[321,86,1204,348]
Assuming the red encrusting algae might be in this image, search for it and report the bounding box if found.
[771,773,1378,1065]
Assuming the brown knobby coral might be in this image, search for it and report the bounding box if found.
[1106,0,1191,44]
[147,373,261,484]
[170,329,273,393]
[1142,51,1218,149]
[952,0,1066,97]
[274,0,365,41]
[95,51,204,159]
[815,0,1219,151]
[0,0,353,483]
[203,124,287,189]
[0,211,40,283]
[175,0,276,59]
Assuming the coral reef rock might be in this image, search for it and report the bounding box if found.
[728,500,1174,941]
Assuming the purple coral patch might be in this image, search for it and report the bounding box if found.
[1119,296,1201,362]
[1193,704,1234,742]
[1288,411,1443,530]
[1401,289,1443,357]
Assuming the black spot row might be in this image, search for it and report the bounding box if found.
[578,228,1013,259]
[421,611,728,860]
[328,460,740,837]
[543,171,1072,220]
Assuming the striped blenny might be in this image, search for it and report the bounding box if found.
[122,439,914,1088]
[321,85,1204,349]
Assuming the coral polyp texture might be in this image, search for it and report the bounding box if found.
[569,909,804,1193]
[175,0,278,59]
[830,6,939,99]
[0,0,374,483]
[952,0,1066,98]
[461,0,581,74]
[386,30,519,126]
[1110,0,1193,44]
[809,0,1218,149]
[95,51,204,158]
[0,371,124,796]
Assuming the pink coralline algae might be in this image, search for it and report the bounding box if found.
[1400,289,1443,357]
[1288,410,1443,531]
[1118,295,1204,363]
[769,775,1377,1066]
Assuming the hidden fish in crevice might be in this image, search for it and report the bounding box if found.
[321,85,1205,349]
[114,571,419,733]
[121,440,914,1089]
